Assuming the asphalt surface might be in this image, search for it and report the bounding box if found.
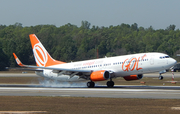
[0,73,39,77]
[0,72,179,99]
[0,85,179,99]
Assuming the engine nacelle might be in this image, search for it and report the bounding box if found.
[123,74,143,81]
[90,70,110,81]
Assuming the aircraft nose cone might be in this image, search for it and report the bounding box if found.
[171,58,177,65]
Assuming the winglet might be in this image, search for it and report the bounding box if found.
[13,53,25,67]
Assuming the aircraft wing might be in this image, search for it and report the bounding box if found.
[13,53,93,78]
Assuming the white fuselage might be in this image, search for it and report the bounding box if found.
[36,52,176,81]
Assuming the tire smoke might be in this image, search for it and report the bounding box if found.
[38,78,87,88]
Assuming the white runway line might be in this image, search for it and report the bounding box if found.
[0,87,179,92]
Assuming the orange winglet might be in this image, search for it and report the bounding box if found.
[13,53,25,67]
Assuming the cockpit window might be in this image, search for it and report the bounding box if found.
[160,56,170,59]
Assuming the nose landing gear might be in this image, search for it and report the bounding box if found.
[158,70,166,80]
[158,74,163,80]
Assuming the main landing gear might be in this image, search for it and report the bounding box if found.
[87,81,95,88]
[87,80,115,88]
[158,74,163,80]
[107,78,114,88]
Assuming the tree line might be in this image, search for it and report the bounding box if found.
[0,21,180,70]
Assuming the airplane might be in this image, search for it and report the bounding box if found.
[13,34,177,88]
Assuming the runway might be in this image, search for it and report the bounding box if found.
[0,73,39,77]
[0,84,179,99]
[0,72,180,99]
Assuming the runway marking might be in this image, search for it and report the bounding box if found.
[60,95,71,97]
[171,107,180,110]
[0,87,179,92]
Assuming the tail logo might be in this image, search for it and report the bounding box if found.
[33,43,48,66]
[16,58,21,65]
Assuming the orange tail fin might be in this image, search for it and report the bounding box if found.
[29,34,65,67]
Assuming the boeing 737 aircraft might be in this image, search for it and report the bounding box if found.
[13,34,177,88]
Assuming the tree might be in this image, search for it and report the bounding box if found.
[131,23,138,31]
[166,24,176,31]
[0,41,8,70]
[1,22,180,70]
[81,21,91,29]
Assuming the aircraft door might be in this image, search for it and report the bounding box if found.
[150,56,154,65]
[101,60,105,70]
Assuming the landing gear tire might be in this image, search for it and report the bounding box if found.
[87,81,95,88]
[107,81,114,88]
[159,75,163,80]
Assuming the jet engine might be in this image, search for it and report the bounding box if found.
[90,70,110,81]
[123,74,143,81]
